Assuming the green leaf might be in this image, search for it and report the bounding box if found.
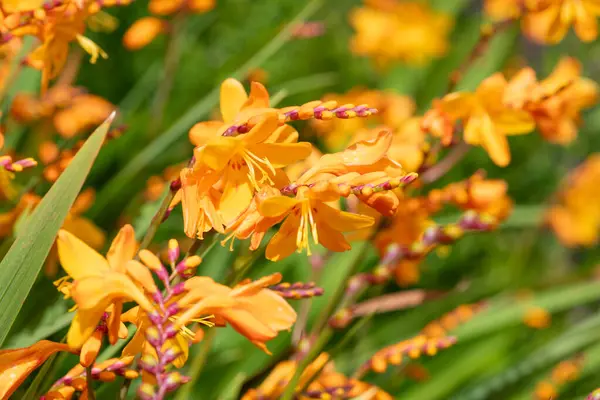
[452,280,600,342]
[0,113,115,347]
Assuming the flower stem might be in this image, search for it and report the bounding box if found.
[86,365,96,400]
[420,142,470,184]
[138,190,175,251]
[147,11,186,139]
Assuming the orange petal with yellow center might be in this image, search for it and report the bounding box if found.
[107,224,137,273]
[57,230,110,280]
[220,78,248,123]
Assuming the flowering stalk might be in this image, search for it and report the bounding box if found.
[281,173,418,197]
[222,102,378,137]
[330,211,497,328]
[271,281,325,299]
[138,261,189,400]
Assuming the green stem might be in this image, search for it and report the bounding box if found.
[311,242,369,334]
[86,365,96,400]
[137,190,175,251]
[147,12,187,139]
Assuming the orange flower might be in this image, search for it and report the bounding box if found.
[349,0,453,66]
[175,273,296,353]
[484,0,523,21]
[436,73,535,166]
[505,57,598,144]
[523,306,551,329]
[242,353,392,400]
[0,340,75,399]
[57,225,154,347]
[523,0,600,44]
[188,79,276,146]
[546,154,600,247]
[259,186,374,260]
[123,17,166,50]
[192,113,311,224]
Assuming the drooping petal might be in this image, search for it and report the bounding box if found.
[315,202,375,231]
[189,120,223,146]
[107,224,137,272]
[235,290,297,332]
[259,196,298,218]
[57,230,110,280]
[107,301,123,345]
[250,142,313,168]
[221,308,278,345]
[265,213,301,261]
[181,169,200,238]
[0,340,73,399]
[494,109,535,135]
[316,221,352,252]
[220,78,248,123]
[67,309,107,348]
[479,115,511,167]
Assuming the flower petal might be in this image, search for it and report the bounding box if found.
[259,196,298,218]
[62,217,106,251]
[197,137,240,171]
[67,309,106,348]
[220,78,248,123]
[341,130,393,166]
[265,213,301,261]
[250,142,313,168]
[107,224,137,272]
[242,81,270,110]
[0,340,73,399]
[57,229,110,280]
[315,202,375,231]
[189,120,223,146]
[219,166,255,225]
[316,221,352,252]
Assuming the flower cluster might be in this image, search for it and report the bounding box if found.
[0,0,131,91]
[546,154,600,247]
[174,78,417,261]
[242,353,392,400]
[349,0,453,66]
[485,0,600,44]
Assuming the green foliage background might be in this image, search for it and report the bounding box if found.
[3,0,600,399]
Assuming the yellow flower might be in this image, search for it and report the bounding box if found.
[546,154,600,247]
[242,353,392,400]
[175,273,296,353]
[57,225,155,347]
[0,340,75,399]
[523,0,600,44]
[259,186,374,261]
[505,57,598,144]
[349,0,453,66]
[192,113,311,224]
[437,73,535,166]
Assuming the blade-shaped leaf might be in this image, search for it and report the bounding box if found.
[0,113,115,347]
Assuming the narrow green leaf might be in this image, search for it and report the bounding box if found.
[0,113,115,347]
[452,280,600,342]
